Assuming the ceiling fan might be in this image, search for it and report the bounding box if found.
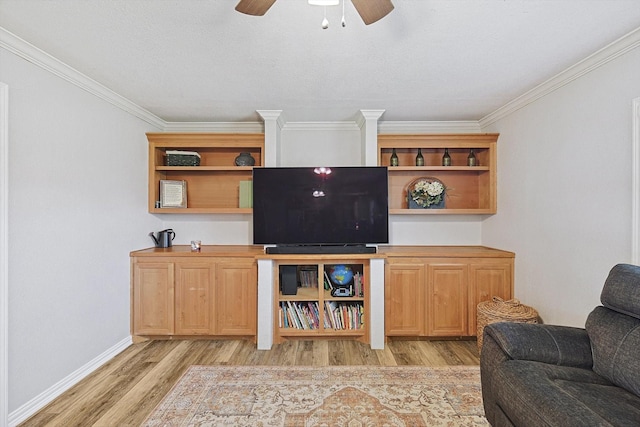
[235,0,394,25]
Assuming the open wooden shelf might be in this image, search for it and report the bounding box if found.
[274,259,369,343]
[147,133,264,214]
[378,133,498,215]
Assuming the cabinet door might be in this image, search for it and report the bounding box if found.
[132,262,174,335]
[385,262,425,336]
[427,263,468,336]
[215,261,257,335]
[175,262,215,335]
[468,261,513,336]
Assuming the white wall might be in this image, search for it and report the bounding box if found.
[482,46,640,327]
[1,49,161,414]
[280,124,362,166]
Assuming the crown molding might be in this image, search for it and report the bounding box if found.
[282,121,361,131]
[379,121,481,134]
[257,110,286,129]
[162,121,264,133]
[355,110,386,128]
[480,26,640,128]
[0,27,165,130]
[164,119,482,133]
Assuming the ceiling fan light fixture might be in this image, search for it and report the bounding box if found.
[308,0,339,6]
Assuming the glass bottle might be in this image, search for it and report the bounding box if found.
[415,148,424,166]
[467,149,477,166]
[390,148,399,166]
[442,148,451,166]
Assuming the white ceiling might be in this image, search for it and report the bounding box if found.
[1,0,640,123]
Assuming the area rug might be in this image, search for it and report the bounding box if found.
[143,365,488,426]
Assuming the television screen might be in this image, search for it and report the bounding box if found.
[252,167,389,248]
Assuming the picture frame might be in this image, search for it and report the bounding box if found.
[160,180,187,208]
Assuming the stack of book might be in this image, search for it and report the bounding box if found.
[279,301,328,329]
[324,301,364,330]
[298,266,318,288]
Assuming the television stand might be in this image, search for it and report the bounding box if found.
[265,245,376,255]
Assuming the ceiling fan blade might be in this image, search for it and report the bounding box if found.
[235,0,277,16]
[351,0,394,25]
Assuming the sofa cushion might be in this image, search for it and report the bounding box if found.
[494,360,640,426]
[484,323,592,368]
[586,306,640,397]
[601,263,640,320]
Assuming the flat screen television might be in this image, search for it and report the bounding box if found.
[252,166,389,254]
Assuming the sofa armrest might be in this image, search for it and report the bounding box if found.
[484,322,593,368]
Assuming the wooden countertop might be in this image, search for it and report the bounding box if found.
[377,245,515,258]
[130,245,264,257]
[130,245,514,259]
[255,253,387,261]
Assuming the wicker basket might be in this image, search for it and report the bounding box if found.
[406,177,446,209]
[477,297,539,353]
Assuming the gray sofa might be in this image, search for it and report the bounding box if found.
[480,263,640,426]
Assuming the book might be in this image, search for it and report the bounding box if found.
[298,266,318,287]
[239,180,253,208]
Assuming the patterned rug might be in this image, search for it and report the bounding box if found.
[143,365,488,426]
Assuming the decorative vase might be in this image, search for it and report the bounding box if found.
[467,149,477,166]
[234,152,255,166]
[390,148,399,166]
[415,148,424,166]
[442,148,451,166]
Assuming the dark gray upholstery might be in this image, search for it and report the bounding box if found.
[481,264,640,427]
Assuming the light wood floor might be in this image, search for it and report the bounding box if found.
[19,338,480,426]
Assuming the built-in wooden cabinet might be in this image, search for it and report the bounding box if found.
[147,133,264,214]
[130,246,263,340]
[132,262,174,335]
[377,134,498,214]
[131,245,515,345]
[216,261,257,335]
[428,262,468,336]
[467,261,513,335]
[268,255,373,344]
[380,246,514,338]
[384,262,424,336]
[174,262,215,335]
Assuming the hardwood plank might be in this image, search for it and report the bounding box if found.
[374,346,398,366]
[197,339,241,364]
[294,340,316,365]
[93,340,211,427]
[311,339,330,366]
[432,340,469,365]
[18,338,479,426]
[267,339,299,366]
[19,342,156,426]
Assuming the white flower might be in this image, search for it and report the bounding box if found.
[410,178,446,208]
[426,181,444,197]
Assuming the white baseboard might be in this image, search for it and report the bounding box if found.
[8,336,132,427]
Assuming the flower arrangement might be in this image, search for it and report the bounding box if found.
[409,178,446,208]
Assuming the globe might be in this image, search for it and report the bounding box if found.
[329,265,354,286]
